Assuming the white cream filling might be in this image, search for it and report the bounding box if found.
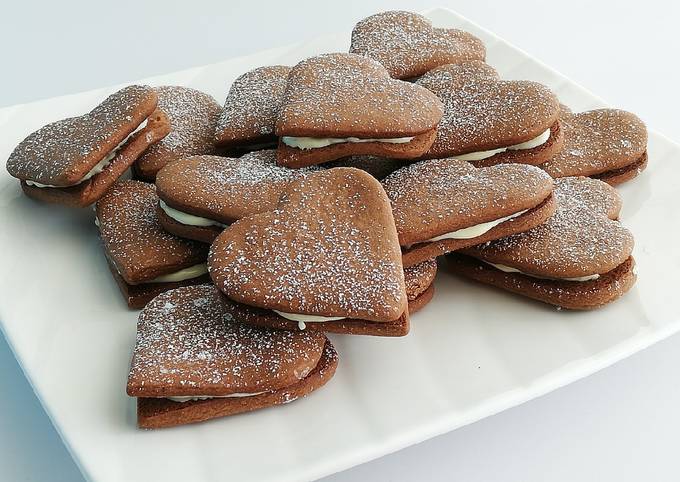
[454,128,551,162]
[167,391,267,403]
[25,124,144,188]
[281,135,414,150]
[426,209,528,243]
[146,263,208,284]
[484,261,600,282]
[272,310,346,331]
[95,217,207,284]
[159,200,228,228]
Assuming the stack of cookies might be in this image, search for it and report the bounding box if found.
[5,10,647,429]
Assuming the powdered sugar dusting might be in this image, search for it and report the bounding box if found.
[7,85,155,185]
[208,168,406,321]
[350,11,485,79]
[141,86,220,155]
[215,66,290,144]
[156,151,316,222]
[382,159,553,244]
[95,180,207,282]
[404,258,437,300]
[127,284,327,395]
[322,155,405,180]
[276,53,443,137]
[465,177,633,278]
[416,62,558,158]
[542,108,647,177]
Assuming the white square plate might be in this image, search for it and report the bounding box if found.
[0,7,678,482]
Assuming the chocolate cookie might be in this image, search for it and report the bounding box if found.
[404,259,437,313]
[447,177,636,309]
[214,66,291,150]
[208,167,410,336]
[133,86,221,181]
[415,62,563,166]
[382,159,556,267]
[350,11,485,79]
[541,107,648,185]
[276,53,444,168]
[7,85,170,207]
[155,150,315,243]
[127,284,338,428]
[95,180,209,309]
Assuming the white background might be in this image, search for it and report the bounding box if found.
[1,1,678,481]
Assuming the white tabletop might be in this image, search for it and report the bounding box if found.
[1,1,679,481]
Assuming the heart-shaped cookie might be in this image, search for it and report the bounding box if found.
[382,158,556,267]
[214,65,291,149]
[276,53,444,168]
[541,106,648,185]
[127,284,337,428]
[208,167,409,336]
[416,61,563,166]
[350,11,485,79]
[133,86,222,181]
[6,85,170,207]
[448,177,636,309]
[156,150,315,243]
[96,180,209,308]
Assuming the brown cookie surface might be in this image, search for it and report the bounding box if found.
[277,53,443,138]
[276,53,443,167]
[127,285,329,398]
[593,151,648,186]
[7,85,158,185]
[382,159,556,266]
[277,129,437,169]
[416,62,562,165]
[460,176,633,279]
[350,11,485,79]
[214,66,291,147]
[408,284,435,314]
[541,108,648,183]
[156,151,314,229]
[215,293,410,337]
[321,155,407,180]
[20,108,170,207]
[404,258,437,301]
[133,86,221,181]
[106,258,210,310]
[96,180,208,285]
[127,285,337,427]
[209,167,408,323]
[137,340,338,428]
[446,255,636,310]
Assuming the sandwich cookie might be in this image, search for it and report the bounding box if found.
[382,159,556,267]
[6,85,170,207]
[447,177,636,309]
[276,53,444,168]
[214,66,291,150]
[541,106,648,185]
[155,150,314,243]
[209,168,410,337]
[96,180,209,309]
[415,62,563,166]
[350,10,485,79]
[404,259,437,313]
[127,284,338,428]
[133,86,221,181]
